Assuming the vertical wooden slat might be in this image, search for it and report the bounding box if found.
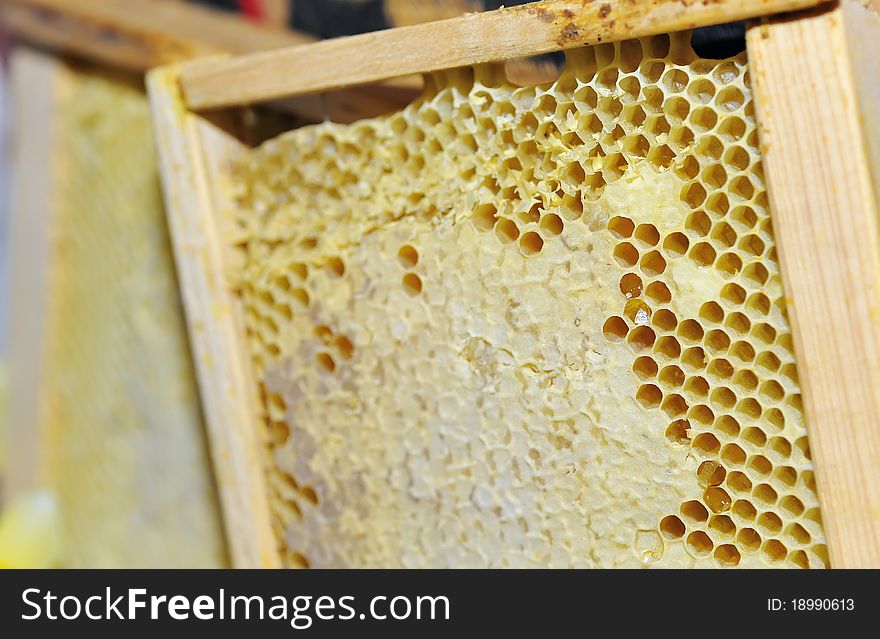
[747,0,880,567]
[147,66,281,568]
[4,47,65,502]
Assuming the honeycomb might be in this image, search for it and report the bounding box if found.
[38,61,226,567]
[230,31,826,568]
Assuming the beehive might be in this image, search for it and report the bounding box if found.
[8,54,226,567]
[225,31,826,568]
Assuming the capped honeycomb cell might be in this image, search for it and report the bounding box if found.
[231,31,826,568]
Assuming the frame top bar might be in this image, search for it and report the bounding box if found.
[179,0,830,111]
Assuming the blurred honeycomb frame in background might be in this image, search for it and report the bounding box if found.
[149,0,880,568]
[2,46,228,567]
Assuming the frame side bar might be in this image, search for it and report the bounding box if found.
[746,0,880,567]
[147,66,281,568]
[4,47,64,503]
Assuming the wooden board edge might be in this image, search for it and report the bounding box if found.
[4,46,66,504]
[179,0,832,109]
[746,1,880,567]
[0,0,420,123]
[146,65,281,569]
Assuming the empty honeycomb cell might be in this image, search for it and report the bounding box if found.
[660,515,686,539]
[681,346,707,370]
[699,301,725,324]
[687,531,714,556]
[231,33,825,568]
[716,86,745,112]
[720,282,746,306]
[639,250,667,276]
[644,281,672,304]
[789,550,810,570]
[653,309,678,332]
[721,443,747,466]
[654,335,682,360]
[736,527,761,553]
[684,375,709,399]
[709,387,736,411]
[753,483,778,507]
[743,427,767,448]
[682,182,708,209]
[334,336,355,360]
[645,112,670,135]
[738,235,769,258]
[703,328,733,352]
[757,512,783,535]
[603,316,629,342]
[755,351,781,373]
[624,132,650,157]
[658,365,685,387]
[678,319,705,343]
[473,203,499,230]
[729,341,756,364]
[774,467,798,489]
[717,116,747,141]
[733,500,758,522]
[519,202,543,225]
[780,495,805,519]
[727,471,753,494]
[495,218,521,243]
[690,242,717,267]
[634,223,660,247]
[402,273,423,295]
[681,500,710,524]
[716,252,743,277]
[785,523,811,546]
[707,359,734,381]
[636,384,663,409]
[762,539,788,563]
[662,232,690,259]
[291,288,310,307]
[398,244,419,268]
[715,414,741,437]
[665,97,691,125]
[647,144,675,169]
[628,326,657,352]
[326,257,346,278]
[661,394,687,418]
[732,369,758,393]
[633,356,659,379]
[540,213,564,236]
[690,106,718,133]
[519,232,544,256]
[780,363,799,384]
[669,125,695,150]
[693,433,721,456]
[316,352,337,372]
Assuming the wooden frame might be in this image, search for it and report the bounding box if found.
[148,76,279,568]
[746,0,880,568]
[151,0,878,568]
[5,46,64,501]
